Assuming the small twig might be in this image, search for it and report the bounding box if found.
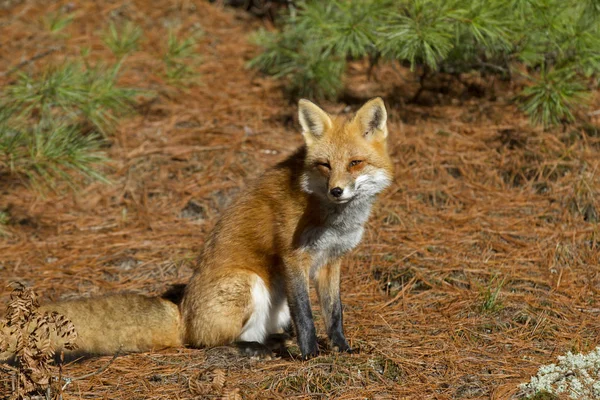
[410,68,429,103]
[475,57,534,82]
[476,60,510,75]
[390,61,419,84]
[0,46,64,78]
[367,52,381,81]
[61,350,120,390]
[587,109,600,117]
[575,307,600,314]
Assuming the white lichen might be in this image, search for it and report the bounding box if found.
[519,347,600,399]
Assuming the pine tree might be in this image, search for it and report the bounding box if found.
[250,0,600,127]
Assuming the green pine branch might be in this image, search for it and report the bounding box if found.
[249,0,600,127]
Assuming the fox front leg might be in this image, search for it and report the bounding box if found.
[314,259,352,353]
[284,257,319,360]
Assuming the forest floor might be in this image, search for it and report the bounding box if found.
[1,1,600,399]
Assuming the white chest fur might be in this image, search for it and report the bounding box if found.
[299,198,374,276]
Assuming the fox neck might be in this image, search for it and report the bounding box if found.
[308,192,375,227]
[299,191,375,278]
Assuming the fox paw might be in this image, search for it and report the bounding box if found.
[331,337,355,354]
[333,344,356,354]
[235,341,275,360]
[264,333,291,353]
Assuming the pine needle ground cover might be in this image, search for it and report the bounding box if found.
[1,1,600,399]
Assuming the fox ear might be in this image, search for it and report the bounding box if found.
[354,97,388,141]
[298,99,332,145]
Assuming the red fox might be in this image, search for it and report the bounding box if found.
[1,98,393,360]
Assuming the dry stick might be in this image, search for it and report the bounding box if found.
[0,46,64,77]
[61,350,121,391]
[390,61,419,84]
[410,69,429,103]
[575,307,600,314]
[587,109,600,116]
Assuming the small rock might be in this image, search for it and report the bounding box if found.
[180,199,207,220]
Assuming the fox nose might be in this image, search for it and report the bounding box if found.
[330,187,343,198]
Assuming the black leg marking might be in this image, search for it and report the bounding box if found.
[327,298,351,353]
[315,261,352,354]
[288,279,318,360]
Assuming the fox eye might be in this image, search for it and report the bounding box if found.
[349,160,363,167]
[316,162,331,169]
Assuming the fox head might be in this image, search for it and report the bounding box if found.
[298,97,393,204]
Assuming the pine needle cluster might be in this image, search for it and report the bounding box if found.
[0,59,136,190]
[1,14,204,191]
[164,29,203,84]
[250,0,600,127]
[103,21,143,60]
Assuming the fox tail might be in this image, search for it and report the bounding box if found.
[1,292,183,362]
